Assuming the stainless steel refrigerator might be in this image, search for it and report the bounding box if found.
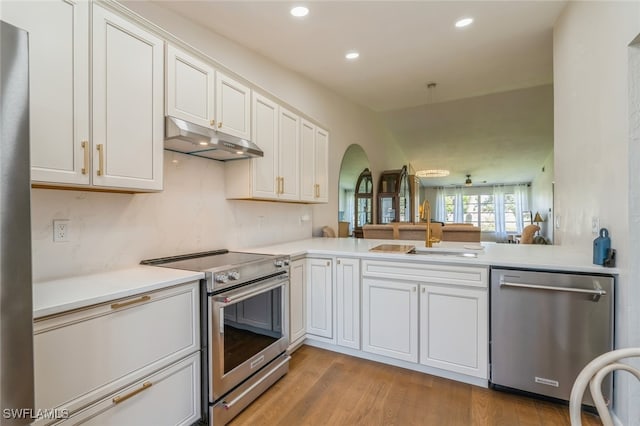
[0,20,35,425]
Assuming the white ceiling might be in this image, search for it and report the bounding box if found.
[154,0,565,186]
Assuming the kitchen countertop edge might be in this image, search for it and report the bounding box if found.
[241,238,619,275]
[33,266,204,319]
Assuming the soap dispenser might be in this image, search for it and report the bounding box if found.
[593,228,611,266]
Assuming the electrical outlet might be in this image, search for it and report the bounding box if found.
[591,217,600,234]
[53,220,70,242]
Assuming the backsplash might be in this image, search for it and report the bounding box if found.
[31,151,312,281]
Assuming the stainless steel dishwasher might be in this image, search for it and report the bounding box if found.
[490,268,614,407]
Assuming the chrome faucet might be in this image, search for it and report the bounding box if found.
[421,200,438,248]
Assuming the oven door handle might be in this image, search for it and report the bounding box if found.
[213,274,288,305]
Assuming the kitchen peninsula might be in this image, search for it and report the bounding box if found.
[243,237,616,393]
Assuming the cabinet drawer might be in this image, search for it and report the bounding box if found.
[34,282,199,419]
[56,353,201,426]
[362,260,488,288]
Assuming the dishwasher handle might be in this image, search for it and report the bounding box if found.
[500,280,606,301]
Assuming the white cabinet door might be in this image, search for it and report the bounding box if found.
[278,107,300,201]
[336,258,360,350]
[1,0,90,185]
[299,119,316,202]
[306,258,332,339]
[289,259,306,348]
[419,284,488,378]
[166,44,215,129]
[314,127,329,203]
[362,278,418,362]
[215,71,251,140]
[64,353,201,426]
[92,5,163,191]
[250,93,279,199]
[33,282,199,419]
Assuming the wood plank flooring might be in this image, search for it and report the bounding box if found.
[230,345,602,426]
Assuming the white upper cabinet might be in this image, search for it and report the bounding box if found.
[1,0,90,186]
[92,5,164,191]
[166,44,215,129]
[300,120,329,203]
[225,94,302,202]
[300,120,316,202]
[166,45,250,140]
[278,106,301,201]
[250,93,279,198]
[314,127,329,202]
[215,71,251,140]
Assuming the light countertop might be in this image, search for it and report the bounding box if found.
[243,238,619,275]
[33,266,204,318]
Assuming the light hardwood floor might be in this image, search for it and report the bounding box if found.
[230,345,602,426]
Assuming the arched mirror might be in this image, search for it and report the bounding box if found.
[338,144,371,237]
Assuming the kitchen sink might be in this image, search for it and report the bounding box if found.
[408,249,479,258]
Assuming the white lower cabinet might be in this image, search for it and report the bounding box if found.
[336,258,360,350]
[306,258,333,339]
[59,353,200,426]
[289,259,306,350]
[362,278,418,363]
[419,284,488,378]
[33,281,200,425]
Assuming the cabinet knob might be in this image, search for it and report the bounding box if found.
[337,260,341,265]
[413,286,417,292]
[326,261,330,267]
[422,287,425,293]
[210,119,216,127]
[218,122,223,129]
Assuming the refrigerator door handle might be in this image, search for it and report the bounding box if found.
[500,280,606,301]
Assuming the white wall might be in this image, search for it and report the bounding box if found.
[31,1,406,280]
[32,152,312,281]
[554,1,640,423]
[530,150,554,242]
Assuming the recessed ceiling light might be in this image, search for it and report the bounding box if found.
[290,6,309,17]
[345,51,360,60]
[455,17,474,28]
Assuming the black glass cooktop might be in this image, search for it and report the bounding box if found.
[141,249,271,272]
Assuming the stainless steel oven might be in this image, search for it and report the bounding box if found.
[141,250,290,425]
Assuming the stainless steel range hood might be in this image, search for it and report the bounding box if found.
[164,116,263,161]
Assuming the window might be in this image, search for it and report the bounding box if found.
[461,194,495,231]
[438,186,528,235]
[444,195,455,222]
[504,193,517,232]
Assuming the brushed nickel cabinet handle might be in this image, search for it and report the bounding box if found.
[111,295,151,310]
[112,382,152,404]
[81,141,89,175]
[96,144,104,176]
